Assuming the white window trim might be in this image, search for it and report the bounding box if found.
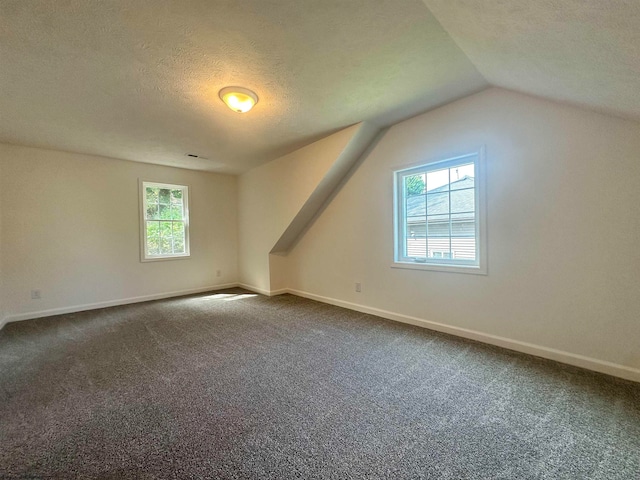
[139,180,191,262]
[392,148,487,275]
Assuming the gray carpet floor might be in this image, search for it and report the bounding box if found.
[0,288,638,479]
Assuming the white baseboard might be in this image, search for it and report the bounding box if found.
[3,283,637,383]
[287,288,640,383]
[238,283,288,297]
[269,288,289,296]
[0,283,239,329]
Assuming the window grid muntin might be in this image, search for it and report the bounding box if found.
[395,154,479,267]
[142,181,189,260]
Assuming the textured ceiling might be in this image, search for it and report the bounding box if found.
[423,0,640,122]
[4,1,637,174]
[0,0,487,173]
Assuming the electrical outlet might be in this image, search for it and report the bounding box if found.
[31,290,41,300]
[216,270,221,277]
[355,283,361,293]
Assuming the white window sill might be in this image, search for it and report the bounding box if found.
[141,254,191,263]
[391,261,487,275]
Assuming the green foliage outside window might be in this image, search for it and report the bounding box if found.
[405,174,425,196]
[145,187,186,255]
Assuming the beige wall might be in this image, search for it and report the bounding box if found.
[2,87,639,380]
[0,157,4,322]
[237,124,362,293]
[0,144,238,321]
[284,88,640,375]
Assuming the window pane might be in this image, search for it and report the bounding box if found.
[159,204,171,220]
[427,238,450,258]
[159,222,172,255]
[407,222,426,239]
[451,213,476,237]
[146,187,159,205]
[404,174,425,196]
[394,153,481,270]
[426,168,449,192]
[142,183,190,260]
[407,240,427,258]
[450,163,475,190]
[171,189,183,203]
[159,189,171,204]
[406,210,425,258]
[146,204,159,220]
[406,217,426,236]
[159,221,172,237]
[405,193,425,220]
[170,204,183,220]
[159,237,172,255]
[427,214,450,237]
[451,241,475,260]
[159,222,172,254]
[147,220,159,236]
[426,192,449,215]
[146,221,159,255]
[173,222,185,253]
[450,188,475,214]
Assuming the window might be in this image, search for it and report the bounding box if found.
[431,251,452,259]
[140,181,190,261]
[393,149,486,274]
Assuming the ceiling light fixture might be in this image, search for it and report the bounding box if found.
[219,87,258,113]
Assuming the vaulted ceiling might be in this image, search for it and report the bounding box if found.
[423,0,640,122]
[0,1,638,173]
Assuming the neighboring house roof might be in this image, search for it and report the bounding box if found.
[406,176,474,219]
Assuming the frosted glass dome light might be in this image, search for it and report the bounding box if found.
[219,87,258,113]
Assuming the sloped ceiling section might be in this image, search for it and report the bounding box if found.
[0,0,487,173]
[238,123,370,293]
[423,0,640,121]
[270,122,381,254]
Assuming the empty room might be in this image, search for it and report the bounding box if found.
[1,1,639,478]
